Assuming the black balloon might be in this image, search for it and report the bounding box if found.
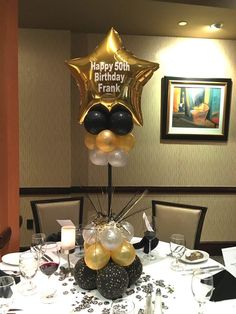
[124,255,143,287]
[97,261,129,300]
[109,110,133,135]
[74,258,97,290]
[84,110,108,134]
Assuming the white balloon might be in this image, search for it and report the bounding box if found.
[82,224,98,245]
[108,149,128,167]
[121,221,134,241]
[89,149,108,166]
[100,225,123,251]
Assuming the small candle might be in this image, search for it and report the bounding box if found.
[61,226,76,250]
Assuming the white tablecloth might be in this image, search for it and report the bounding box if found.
[1,241,236,314]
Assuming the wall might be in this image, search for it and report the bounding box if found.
[19,29,236,246]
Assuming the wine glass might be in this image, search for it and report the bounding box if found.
[191,269,214,314]
[143,215,157,263]
[75,225,84,258]
[0,276,15,314]
[31,233,46,258]
[39,242,60,303]
[169,233,186,271]
[19,251,38,295]
[111,298,135,314]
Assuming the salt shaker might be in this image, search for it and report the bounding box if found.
[153,288,163,314]
[144,291,153,314]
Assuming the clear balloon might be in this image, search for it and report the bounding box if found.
[117,133,135,152]
[108,149,128,167]
[84,242,110,270]
[120,221,134,242]
[89,149,108,166]
[82,224,98,245]
[84,133,97,150]
[96,130,117,153]
[111,240,136,267]
[99,224,123,251]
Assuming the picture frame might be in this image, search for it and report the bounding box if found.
[161,76,232,141]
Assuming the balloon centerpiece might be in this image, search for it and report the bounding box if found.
[66,28,158,299]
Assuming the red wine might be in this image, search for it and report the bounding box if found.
[40,262,59,276]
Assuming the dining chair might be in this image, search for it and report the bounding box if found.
[152,200,207,249]
[31,197,84,238]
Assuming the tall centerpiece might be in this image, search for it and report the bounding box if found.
[66,28,159,299]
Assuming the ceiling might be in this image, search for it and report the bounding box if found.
[18,0,236,39]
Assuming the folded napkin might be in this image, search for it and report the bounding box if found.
[0,269,20,284]
[210,270,236,302]
[133,232,159,254]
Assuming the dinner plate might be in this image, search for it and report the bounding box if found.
[181,250,209,264]
[2,252,21,266]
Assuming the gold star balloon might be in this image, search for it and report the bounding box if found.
[66,28,159,126]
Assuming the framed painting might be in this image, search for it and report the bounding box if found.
[161,76,232,141]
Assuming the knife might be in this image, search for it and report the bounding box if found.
[184,265,222,271]
[181,266,224,275]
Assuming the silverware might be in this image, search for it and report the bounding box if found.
[181,266,224,275]
[184,265,222,272]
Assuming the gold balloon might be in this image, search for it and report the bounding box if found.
[96,130,117,153]
[111,240,136,266]
[117,133,135,152]
[66,28,159,126]
[84,132,97,150]
[84,242,110,270]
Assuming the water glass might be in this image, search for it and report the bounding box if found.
[170,233,186,271]
[19,251,38,295]
[0,276,15,314]
[191,269,214,314]
[111,298,135,314]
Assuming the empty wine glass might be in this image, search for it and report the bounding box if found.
[191,269,214,314]
[170,233,186,271]
[39,242,60,303]
[75,225,84,258]
[31,233,46,258]
[19,251,38,295]
[0,276,16,314]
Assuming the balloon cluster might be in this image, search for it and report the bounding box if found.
[66,28,158,167]
[84,105,135,167]
[82,220,135,270]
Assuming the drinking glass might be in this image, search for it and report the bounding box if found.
[19,251,38,295]
[75,225,84,258]
[0,276,15,314]
[31,233,46,258]
[191,269,214,314]
[169,233,186,271]
[39,242,60,303]
[111,298,135,314]
[143,215,157,263]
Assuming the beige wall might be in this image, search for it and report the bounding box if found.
[19,29,236,246]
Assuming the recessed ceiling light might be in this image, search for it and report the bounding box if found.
[178,21,188,26]
[210,23,223,30]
